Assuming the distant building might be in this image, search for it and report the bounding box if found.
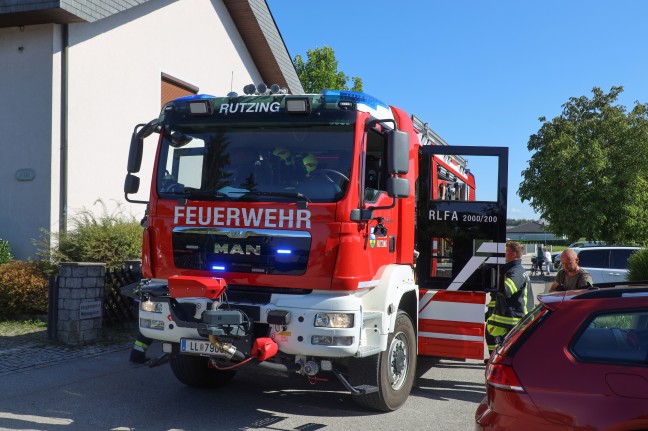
[0,0,303,259]
[506,221,564,242]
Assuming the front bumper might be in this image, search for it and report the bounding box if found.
[139,290,370,358]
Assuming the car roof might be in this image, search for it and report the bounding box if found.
[538,284,648,311]
[571,246,642,253]
[567,241,605,247]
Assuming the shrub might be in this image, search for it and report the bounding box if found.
[0,260,49,319]
[37,200,142,271]
[0,238,11,264]
[627,248,648,281]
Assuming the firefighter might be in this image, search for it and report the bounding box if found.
[484,290,497,362]
[272,147,294,167]
[486,241,534,357]
[272,148,319,184]
[301,153,318,177]
[130,332,153,364]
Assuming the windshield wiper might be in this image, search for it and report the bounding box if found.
[236,190,311,207]
[180,188,232,201]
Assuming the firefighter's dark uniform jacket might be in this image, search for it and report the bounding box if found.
[487,258,533,338]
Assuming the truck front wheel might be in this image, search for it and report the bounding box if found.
[169,346,236,389]
[350,311,417,411]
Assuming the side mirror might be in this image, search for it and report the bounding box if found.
[124,173,140,194]
[127,133,144,173]
[387,177,410,198]
[387,129,409,175]
[127,119,159,173]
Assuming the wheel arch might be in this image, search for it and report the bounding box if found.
[397,289,418,336]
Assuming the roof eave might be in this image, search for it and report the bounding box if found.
[223,0,303,95]
[0,8,84,27]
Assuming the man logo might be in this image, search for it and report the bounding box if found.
[214,243,261,255]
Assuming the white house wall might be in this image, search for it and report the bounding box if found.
[0,25,58,259]
[66,0,261,223]
[2,0,263,259]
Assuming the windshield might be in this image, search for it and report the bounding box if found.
[157,125,354,203]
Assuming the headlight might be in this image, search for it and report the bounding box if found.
[314,313,354,328]
[140,318,165,330]
[140,300,163,313]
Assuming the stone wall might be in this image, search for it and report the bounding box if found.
[57,262,106,345]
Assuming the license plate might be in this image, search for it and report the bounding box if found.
[180,338,228,358]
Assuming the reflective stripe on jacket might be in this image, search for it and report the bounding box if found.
[488,259,533,334]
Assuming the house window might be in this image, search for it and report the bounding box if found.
[161,73,199,107]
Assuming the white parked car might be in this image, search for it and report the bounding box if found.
[571,246,642,284]
[553,242,607,270]
[567,241,606,248]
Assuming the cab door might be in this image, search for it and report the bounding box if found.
[416,145,508,359]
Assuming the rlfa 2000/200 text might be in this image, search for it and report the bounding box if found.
[462,214,498,223]
[429,210,498,223]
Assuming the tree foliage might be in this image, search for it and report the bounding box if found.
[506,218,536,227]
[294,46,363,93]
[0,238,11,264]
[627,248,648,281]
[519,86,648,245]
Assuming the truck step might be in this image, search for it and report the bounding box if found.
[352,384,379,394]
[331,368,379,395]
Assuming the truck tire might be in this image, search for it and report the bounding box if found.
[169,349,236,389]
[349,311,417,411]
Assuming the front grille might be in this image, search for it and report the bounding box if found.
[172,227,311,275]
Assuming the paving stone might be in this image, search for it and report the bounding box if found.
[0,329,135,376]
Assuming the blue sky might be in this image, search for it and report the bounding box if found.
[267,0,648,220]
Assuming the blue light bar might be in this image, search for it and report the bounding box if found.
[277,249,292,254]
[321,90,389,110]
[175,94,215,101]
[211,265,226,271]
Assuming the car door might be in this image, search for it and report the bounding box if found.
[577,249,610,283]
[569,305,648,428]
[608,249,637,282]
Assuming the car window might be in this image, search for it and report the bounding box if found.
[577,249,609,268]
[571,310,648,364]
[610,249,637,269]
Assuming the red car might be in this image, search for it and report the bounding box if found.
[476,285,648,431]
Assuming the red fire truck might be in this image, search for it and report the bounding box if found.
[124,85,508,411]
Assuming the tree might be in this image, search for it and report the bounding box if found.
[506,218,535,227]
[519,86,648,245]
[294,46,363,93]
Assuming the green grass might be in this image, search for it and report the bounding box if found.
[0,318,47,336]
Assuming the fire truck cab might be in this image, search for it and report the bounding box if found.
[124,85,508,411]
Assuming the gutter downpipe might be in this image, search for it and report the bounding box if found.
[59,24,69,233]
